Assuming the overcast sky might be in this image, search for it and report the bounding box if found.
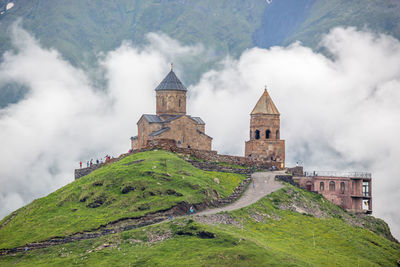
[1,23,399,239]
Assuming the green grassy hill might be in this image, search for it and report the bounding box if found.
[0,150,245,249]
[0,150,399,266]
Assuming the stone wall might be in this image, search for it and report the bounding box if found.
[245,139,285,167]
[136,118,163,149]
[156,90,186,116]
[75,164,103,180]
[287,166,304,176]
[293,175,372,213]
[145,139,283,170]
[245,111,285,167]
[275,175,300,187]
[211,176,251,206]
[187,161,253,175]
[75,138,282,180]
[249,114,280,141]
[153,116,212,151]
[75,153,131,180]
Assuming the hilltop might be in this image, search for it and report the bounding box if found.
[0,150,246,250]
[0,150,399,266]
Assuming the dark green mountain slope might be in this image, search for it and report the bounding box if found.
[1,0,399,108]
[1,0,398,66]
[0,0,266,66]
[283,0,400,48]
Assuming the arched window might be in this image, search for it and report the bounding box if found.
[179,99,181,107]
[306,181,313,191]
[276,130,279,139]
[340,182,345,194]
[329,181,335,191]
[168,96,174,108]
[162,98,165,107]
[177,140,181,148]
[266,130,271,139]
[320,182,324,191]
[255,130,260,140]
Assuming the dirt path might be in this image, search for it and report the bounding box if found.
[0,171,284,256]
[197,171,284,215]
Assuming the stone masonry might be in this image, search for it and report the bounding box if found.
[131,68,212,151]
[245,89,285,168]
[293,172,372,214]
[145,139,283,170]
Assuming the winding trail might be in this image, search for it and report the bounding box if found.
[198,171,284,215]
[0,171,285,255]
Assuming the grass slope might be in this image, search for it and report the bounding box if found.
[0,150,245,249]
[1,183,399,266]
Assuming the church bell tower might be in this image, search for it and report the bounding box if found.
[245,88,285,168]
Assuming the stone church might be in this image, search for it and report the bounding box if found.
[131,69,212,150]
[245,89,285,168]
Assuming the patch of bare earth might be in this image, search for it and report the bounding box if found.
[194,213,242,227]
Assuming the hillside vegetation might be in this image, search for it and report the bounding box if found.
[1,0,400,107]
[0,180,399,266]
[0,150,245,249]
[283,0,400,48]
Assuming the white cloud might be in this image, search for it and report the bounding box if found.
[190,27,400,239]
[1,24,399,240]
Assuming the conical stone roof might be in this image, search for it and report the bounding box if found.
[251,89,280,115]
[155,70,187,91]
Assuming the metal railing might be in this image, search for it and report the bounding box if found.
[363,192,371,197]
[303,171,371,179]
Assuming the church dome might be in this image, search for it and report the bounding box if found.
[155,70,187,91]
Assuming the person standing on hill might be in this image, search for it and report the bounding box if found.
[79,161,82,168]
[189,206,194,215]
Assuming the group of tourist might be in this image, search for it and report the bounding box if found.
[78,155,112,169]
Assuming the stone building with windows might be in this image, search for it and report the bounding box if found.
[131,69,212,151]
[293,171,372,214]
[245,89,285,168]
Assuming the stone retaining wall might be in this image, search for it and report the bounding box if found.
[145,139,282,170]
[75,138,280,180]
[211,176,251,206]
[287,166,304,176]
[75,164,103,180]
[275,175,299,187]
[75,153,131,180]
[187,160,253,175]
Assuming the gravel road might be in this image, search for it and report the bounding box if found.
[197,171,285,215]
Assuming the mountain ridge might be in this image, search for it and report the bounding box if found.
[1,0,400,107]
